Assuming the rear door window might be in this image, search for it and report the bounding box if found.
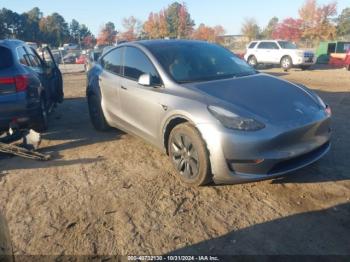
[258,42,279,49]
[0,46,13,69]
[16,47,30,66]
[25,47,43,68]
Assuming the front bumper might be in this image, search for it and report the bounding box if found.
[196,116,331,184]
[294,56,316,65]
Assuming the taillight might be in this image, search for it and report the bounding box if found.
[14,75,29,92]
[0,75,29,92]
[0,77,15,85]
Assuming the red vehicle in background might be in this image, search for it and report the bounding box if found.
[75,54,87,65]
[329,49,350,71]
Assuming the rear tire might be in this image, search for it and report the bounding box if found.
[281,56,292,71]
[168,123,211,186]
[88,94,110,131]
[32,96,48,132]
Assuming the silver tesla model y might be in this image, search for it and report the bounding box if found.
[87,40,331,186]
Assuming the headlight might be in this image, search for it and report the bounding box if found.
[208,106,265,131]
[297,51,304,57]
[315,94,331,117]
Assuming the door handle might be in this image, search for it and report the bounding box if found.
[121,85,127,90]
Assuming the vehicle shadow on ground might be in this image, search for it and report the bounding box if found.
[311,63,349,71]
[0,97,123,172]
[169,203,350,255]
[42,97,125,153]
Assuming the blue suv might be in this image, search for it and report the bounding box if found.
[0,39,63,132]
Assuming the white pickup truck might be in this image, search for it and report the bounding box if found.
[244,40,316,70]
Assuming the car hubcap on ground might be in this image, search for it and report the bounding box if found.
[171,134,199,179]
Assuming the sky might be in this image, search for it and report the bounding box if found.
[0,0,348,36]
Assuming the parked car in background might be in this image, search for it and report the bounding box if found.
[244,40,316,71]
[87,40,331,186]
[316,41,350,64]
[85,49,102,72]
[62,53,77,64]
[63,43,79,50]
[0,39,63,132]
[40,49,61,64]
[75,54,87,65]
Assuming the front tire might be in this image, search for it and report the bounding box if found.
[247,55,258,68]
[88,94,110,131]
[281,56,292,71]
[168,123,211,186]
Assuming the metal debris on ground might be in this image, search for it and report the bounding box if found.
[0,142,51,161]
[0,129,51,161]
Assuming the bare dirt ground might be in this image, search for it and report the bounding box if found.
[0,66,350,257]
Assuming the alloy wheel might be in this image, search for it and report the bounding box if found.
[282,58,291,68]
[170,133,199,179]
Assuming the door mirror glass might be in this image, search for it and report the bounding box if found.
[138,73,151,86]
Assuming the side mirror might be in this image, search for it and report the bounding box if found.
[138,73,151,86]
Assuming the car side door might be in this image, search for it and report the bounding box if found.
[119,46,164,145]
[256,41,278,63]
[41,47,64,104]
[98,47,124,125]
[19,46,48,97]
[25,46,63,106]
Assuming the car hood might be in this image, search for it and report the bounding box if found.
[185,73,322,125]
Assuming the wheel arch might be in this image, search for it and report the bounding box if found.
[162,115,193,155]
[248,54,257,61]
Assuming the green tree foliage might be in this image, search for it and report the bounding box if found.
[96,22,117,45]
[241,18,261,41]
[0,8,27,39]
[166,2,195,38]
[39,13,70,46]
[261,17,279,39]
[336,7,350,38]
[70,19,80,41]
[0,7,94,47]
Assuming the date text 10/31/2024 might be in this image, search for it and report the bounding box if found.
[127,255,220,261]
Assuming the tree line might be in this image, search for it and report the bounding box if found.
[241,0,350,45]
[0,7,94,47]
[96,2,226,45]
[0,2,226,48]
[1,0,349,49]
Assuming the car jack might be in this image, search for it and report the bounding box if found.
[0,129,51,161]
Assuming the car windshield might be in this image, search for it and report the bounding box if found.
[278,41,298,49]
[146,41,257,83]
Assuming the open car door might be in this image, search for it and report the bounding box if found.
[43,47,64,104]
